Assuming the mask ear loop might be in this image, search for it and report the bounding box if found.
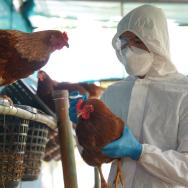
[115,38,121,51]
[121,38,129,49]
[116,37,129,51]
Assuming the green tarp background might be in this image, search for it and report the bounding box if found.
[0,0,32,32]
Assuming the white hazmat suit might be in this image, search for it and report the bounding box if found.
[101,4,188,188]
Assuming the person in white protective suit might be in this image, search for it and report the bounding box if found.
[100,4,188,188]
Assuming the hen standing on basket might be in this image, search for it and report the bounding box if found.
[0,29,69,86]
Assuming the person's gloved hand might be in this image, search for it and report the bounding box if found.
[102,126,142,160]
[69,91,87,124]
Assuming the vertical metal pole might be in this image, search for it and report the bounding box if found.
[10,0,13,29]
[120,0,124,17]
[94,167,100,188]
[53,90,78,188]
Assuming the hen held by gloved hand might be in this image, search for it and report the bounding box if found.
[68,92,127,188]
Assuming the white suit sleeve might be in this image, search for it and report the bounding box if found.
[139,144,188,186]
[139,95,188,187]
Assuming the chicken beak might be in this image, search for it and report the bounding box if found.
[77,112,82,118]
[65,42,69,48]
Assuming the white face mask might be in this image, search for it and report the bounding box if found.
[120,46,153,76]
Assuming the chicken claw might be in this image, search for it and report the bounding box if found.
[0,95,14,106]
[114,159,126,188]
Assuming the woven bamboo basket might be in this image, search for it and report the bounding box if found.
[0,100,29,188]
[22,121,49,181]
[0,99,56,187]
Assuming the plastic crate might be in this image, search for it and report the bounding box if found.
[0,79,55,117]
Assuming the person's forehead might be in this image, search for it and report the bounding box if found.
[120,31,137,39]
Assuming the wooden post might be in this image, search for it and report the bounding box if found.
[53,90,78,188]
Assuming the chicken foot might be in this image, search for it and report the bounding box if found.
[0,95,14,106]
[113,159,126,188]
[97,165,110,188]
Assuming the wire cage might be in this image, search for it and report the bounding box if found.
[22,121,49,181]
[0,115,29,188]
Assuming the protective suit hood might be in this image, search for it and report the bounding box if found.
[112,4,177,77]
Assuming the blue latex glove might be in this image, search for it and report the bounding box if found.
[102,126,142,160]
[69,91,87,124]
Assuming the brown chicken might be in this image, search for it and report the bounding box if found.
[0,29,69,86]
[37,70,104,112]
[75,98,125,188]
[79,82,104,99]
